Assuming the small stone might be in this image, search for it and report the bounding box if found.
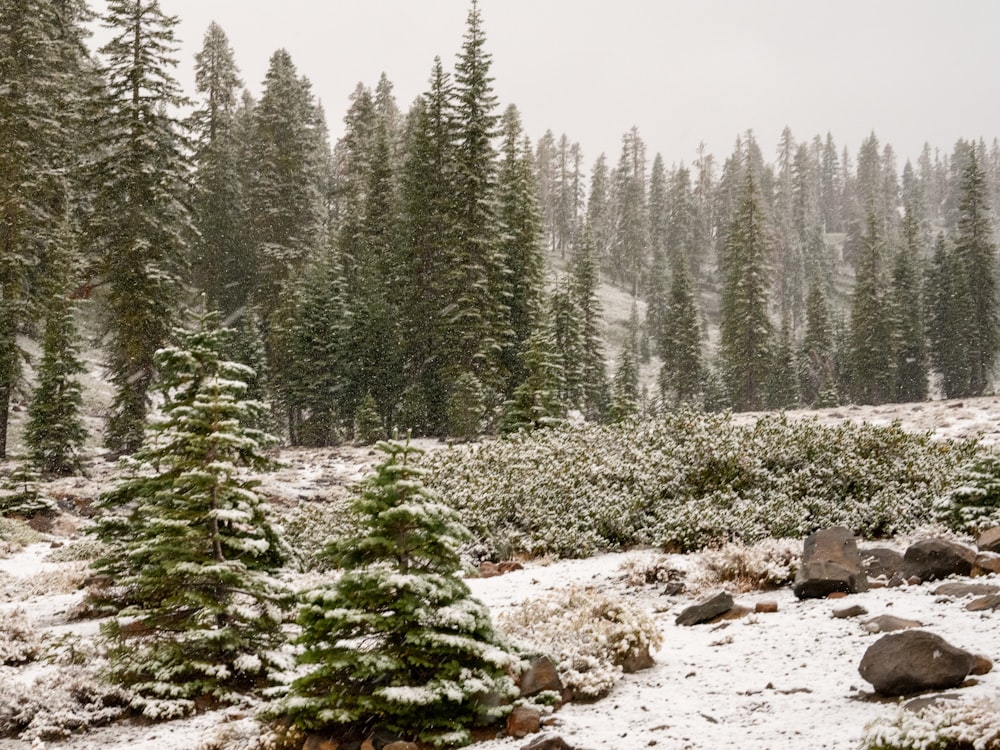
[507,705,542,738]
[383,743,419,750]
[933,582,1000,598]
[971,655,994,676]
[906,575,922,586]
[675,592,734,627]
[478,561,501,578]
[520,735,575,750]
[833,604,868,619]
[827,591,848,599]
[967,594,1000,612]
[755,600,778,613]
[862,615,923,633]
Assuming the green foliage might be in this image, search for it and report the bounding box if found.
[354,392,385,444]
[935,450,1000,533]
[90,315,288,716]
[446,373,486,441]
[0,463,55,518]
[278,439,519,748]
[859,696,1000,750]
[425,413,976,558]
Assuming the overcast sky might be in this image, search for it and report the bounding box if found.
[93,0,1000,171]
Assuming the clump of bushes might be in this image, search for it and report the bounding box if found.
[934,450,1000,534]
[425,413,976,558]
[694,538,800,592]
[0,609,43,666]
[497,586,662,701]
[860,696,1000,749]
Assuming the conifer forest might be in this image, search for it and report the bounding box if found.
[7,2,1000,748]
[3,0,1000,462]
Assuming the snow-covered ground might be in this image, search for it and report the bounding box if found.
[4,396,1000,750]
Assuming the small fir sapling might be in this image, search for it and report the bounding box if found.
[275,438,520,748]
[89,313,289,718]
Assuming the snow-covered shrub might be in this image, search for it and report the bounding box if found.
[934,451,1000,534]
[498,586,663,701]
[0,665,130,740]
[195,715,270,750]
[0,517,44,556]
[280,496,357,572]
[425,413,975,557]
[0,609,43,665]
[695,538,799,591]
[43,537,106,563]
[619,555,685,588]
[859,696,1000,749]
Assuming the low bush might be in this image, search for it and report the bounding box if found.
[934,450,1000,534]
[694,538,800,592]
[859,696,1000,749]
[0,665,131,740]
[425,413,976,557]
[497,586,662,701]
[0,609,43,665]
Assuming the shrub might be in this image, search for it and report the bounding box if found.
[934,451,1000,534]
[0,609,43,665]
[497,586,663,701]
[859,696,1000,749]
[0,517,45,556]
[694,538,799,591]
[0,665,130,740]
[425,413,975,557]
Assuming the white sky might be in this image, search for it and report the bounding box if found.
[92,0,1000,170]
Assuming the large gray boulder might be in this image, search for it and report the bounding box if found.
[859,630,983,696]
[793,527,869,599]
[901,538,977,581]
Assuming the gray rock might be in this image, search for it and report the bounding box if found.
[978,526,1000,554]
[859,630,978,696]
[518,655,563,697]
[833,604,868,619]
[861,547,904,580]
[932,582,1000,598]
[675,591,734,626]
[862,614,924,633]
[794,527,869,599]
[520,737,575,750]
[901,539,977,582]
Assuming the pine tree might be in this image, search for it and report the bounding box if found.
[569,226,609,419]
[659,253,703,406]
[24,208,87,476]
[90,314,287,716]
[497,105,545,391]
[718,167,773,412]
[609,306,641,422]
[501,326,565,433]
[610,127,648,295]
[448,0,507,406]
[90,0,194,454]
[0,0,92,458]
[188,22,248,318]
[953,150,999,396]
[769,314,799,409]
[280,439,519,747]
[846,207,894,405]
[548,277,585,412]
[891,197,928,402]
[927,234,971,398]
[645,154,670,353]
[798,275,838,406]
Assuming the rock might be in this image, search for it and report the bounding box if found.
[518,655,563,697]
[520,736,575,750]
[827,591,848,599]
[887,572,906,588]
[974,552,1000,576]
[862,615,924,633]
[675,591,734,626]
[793,527,869,599]
[755,600,779,613]
[711,604,751,622]
[661,581,686,596]
[507,705,542,738]
[966,594,1000,612]
[498,561,524,574]
[971,655,994,676]
[858,630,979,696]
[978,526,1000,553]
[861,547,904,580]
[833,604,868,619]
[380,738,417,750]
[478,561,501,578]
[620,643,655,672]
[901,539,977,582]
[933,582,1000,597]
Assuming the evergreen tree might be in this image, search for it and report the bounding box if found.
[891,198,929,402]
[927,234,970,397]
[798,275,838,406]
[953,150,999,396]
[0,0,92,458]
[91,314,287,714]
[610,127,648,295]
[769,314,799,409]
[658,252,703,406]
[548,277,585,412]
[24,208,87,476]
[497,105,545,391]
[501,326,565,433]
[718,168,773,412]
[189,22,248,318]
[846,207,894,405]
[280,439,519,747]
[448,0,507,407]
[608,341,639,423]
[570,227,609,419]
[645,154,670,353]
[90,0,194,454]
